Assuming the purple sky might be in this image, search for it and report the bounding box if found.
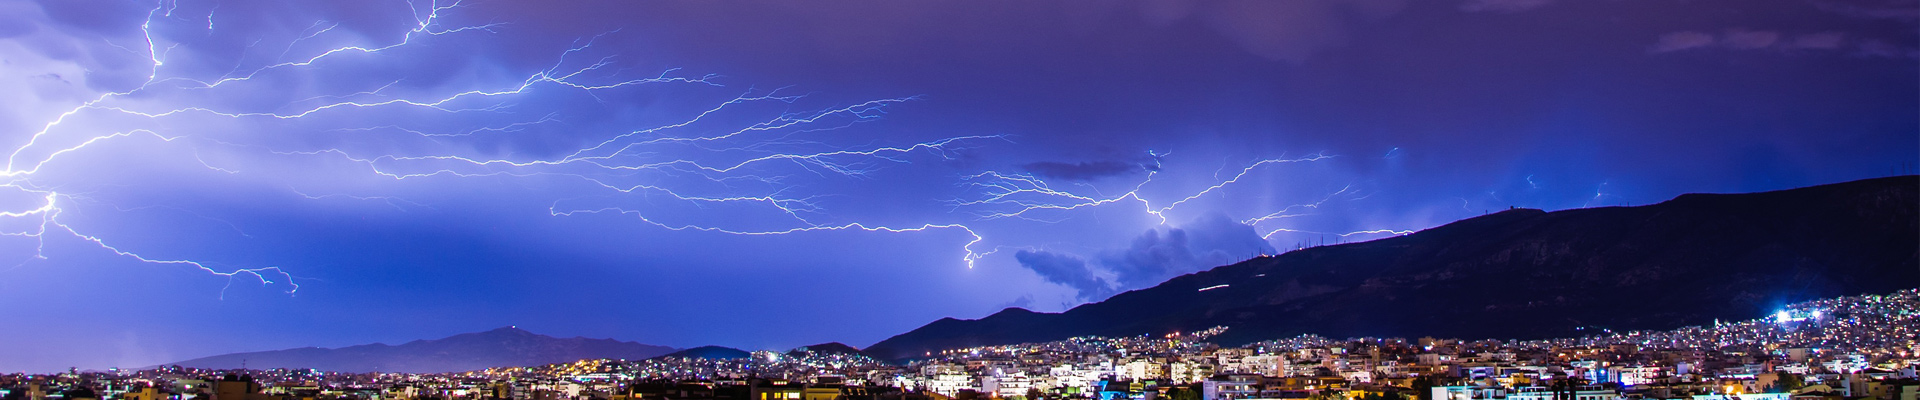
[0,0,1914,372]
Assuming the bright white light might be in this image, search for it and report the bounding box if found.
[1776,310,1793,323]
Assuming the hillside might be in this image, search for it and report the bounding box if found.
[865,176,1920,360]
[654,345,753,360]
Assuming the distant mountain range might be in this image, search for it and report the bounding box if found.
[166,330,876,373]
[788,342,868,357]
[655,346,752,360]
[646,342,872,361]
[864,176,1920,360]
[166,327,675,373]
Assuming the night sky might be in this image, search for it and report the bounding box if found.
[0,0,1914,372]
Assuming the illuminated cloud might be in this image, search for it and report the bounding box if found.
[1725,29,1783,50]
[1651,31,1718,53]
[1651,28,1912,57]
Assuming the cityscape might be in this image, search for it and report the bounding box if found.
[6,290,1914,400]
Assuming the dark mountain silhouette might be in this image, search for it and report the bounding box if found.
[654,345,753,360]
[167,327,674,373]
[866,176,1920,361]
[788,342,869,357]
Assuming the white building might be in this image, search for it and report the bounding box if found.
[1169,362,1212,384]
[1232,355,1284,376]
[1612,366,1664,386]
[1431,386,1501,400]
[1122,359,1168,381]
[1508,386,1620,400]
[1051,364,1104,394]
[922,373,975,397]
[1202,375,1260,400]
[983,374,1033,399]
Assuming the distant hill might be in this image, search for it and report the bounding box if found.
[655,345,753,360]
[167,327,675,373]
[866,176,1920,360]
[788,342,869,357]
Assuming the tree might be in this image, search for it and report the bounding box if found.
[1765,373,1804,393]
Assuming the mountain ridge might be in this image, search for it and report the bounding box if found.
[653,345,752,360]
[788,342,868,357]
[865,176,1920,360]
[166,327,675,373]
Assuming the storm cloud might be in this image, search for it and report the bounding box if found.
[0,0,1910,373]
[1020,160,1148,181]
[1013,250,1114,301]
[1099,214,1276,289]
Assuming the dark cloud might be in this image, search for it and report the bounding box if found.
[1100,228,1198,288]
[1020,160,1146,182]
[1097,214,1275,290]
[1013,250,1113,300]
[1179,213,1277,264]
[995,294,1035,310]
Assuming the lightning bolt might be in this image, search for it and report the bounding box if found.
[953,153,1412,247]
[0,0,522,294]
[1583,180,1618,208]
[0,0,531,295]
[3,0,1418,300]
[2,0,1012,291]
[954,153,1337,223]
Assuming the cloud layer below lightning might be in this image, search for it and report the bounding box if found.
[0,0,1912,372]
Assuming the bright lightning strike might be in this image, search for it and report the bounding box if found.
[954,153,1334,222]
[954,152,1411,245]
[2,0,1006,292]
[3,0,1416,300]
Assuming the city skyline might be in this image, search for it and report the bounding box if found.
[0,0,1915,372]
[6,287,1917,400]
